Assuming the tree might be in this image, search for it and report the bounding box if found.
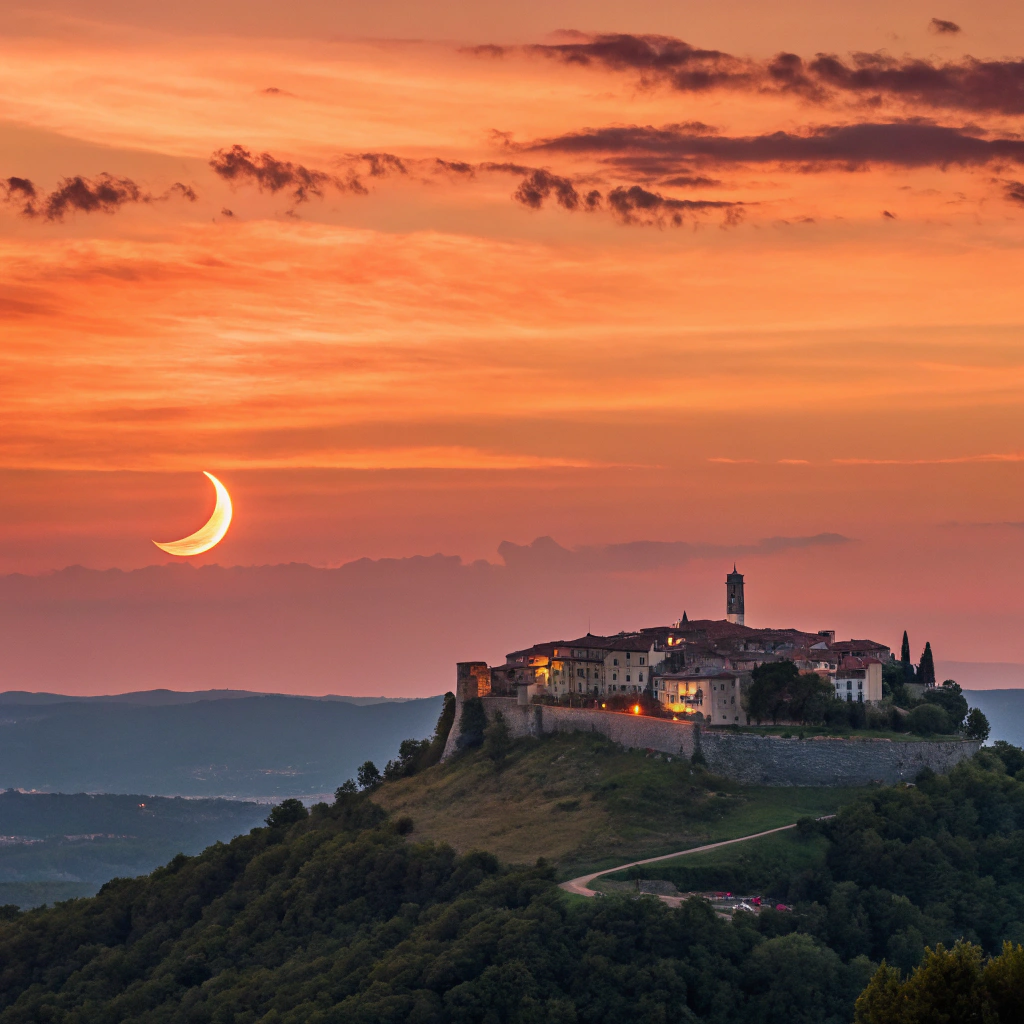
[964,708,991,741]
[907,703,951,736]
[901,630,914,680]
[265,798,308,829]
[855,941,1019,1024]
[924,681,968,730]
[357,760,382,789]
[745,661,834,725]
[384,738,432,780]
[745,661,800,724]
[918,642,936,687]
[984,942,1024,1022]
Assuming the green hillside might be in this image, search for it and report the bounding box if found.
[372,732,859,875]
[0,744,1022,1022]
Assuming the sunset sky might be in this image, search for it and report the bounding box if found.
[2,0,1024,690]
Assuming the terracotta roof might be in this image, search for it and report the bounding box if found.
[559,634,657,652]
[838,655,882,670]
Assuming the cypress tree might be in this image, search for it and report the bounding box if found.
[918,642,936,687]
[901,630,914,680]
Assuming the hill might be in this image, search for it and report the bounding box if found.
[0,695,443,797]
[0,744,1023,1022]
[372,732,859,875]
[0,791,267,908]
[0,690,413,706]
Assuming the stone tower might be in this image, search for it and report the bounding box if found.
[726,565,745,625]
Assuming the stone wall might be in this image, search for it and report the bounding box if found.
[482,696,697,758]
[698,731,982,786]
[459,696,981,786]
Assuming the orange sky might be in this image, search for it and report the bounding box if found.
[2,0,1024,685]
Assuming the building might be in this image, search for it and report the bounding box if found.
[833,656,883,704]
[726,566,745,625]
[494,634,666,700]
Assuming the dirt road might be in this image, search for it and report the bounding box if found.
[559,823,799,899]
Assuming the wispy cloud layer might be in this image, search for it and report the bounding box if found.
[497,533,851,573]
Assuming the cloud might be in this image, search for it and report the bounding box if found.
[209,145,356,202]
[0,540,846,694]
[436,158,476,175]
[2,174,196,221]
[360,152,407,177]
[512,168,587,210]
[495,32,1024,116]
[929,18,962,34]
[605,184,741,225]
[834,453,1024,464]
[528,121,1024,171]
[209,147,407,206]
[1005,180,1024,204]
[660,174,721,187]
[497,532,851,573]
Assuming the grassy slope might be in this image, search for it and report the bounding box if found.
[372,732,859,877]
[598,827,829,894]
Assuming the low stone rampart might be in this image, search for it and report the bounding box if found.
[698,731,982,786]
[483,696,697,758]
[466,696,981,786]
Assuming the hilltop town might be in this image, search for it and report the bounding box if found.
[472,568,897,725]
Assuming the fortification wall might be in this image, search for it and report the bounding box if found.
[698,731,982,786]
[468,696,981,786]
[482,696,697,758]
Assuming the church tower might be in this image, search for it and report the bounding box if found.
[726,565,745,625]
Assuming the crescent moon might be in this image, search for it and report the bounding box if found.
[153,472,233,556]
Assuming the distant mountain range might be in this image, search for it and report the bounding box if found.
[0,689,413,707]
[0,694,444,798]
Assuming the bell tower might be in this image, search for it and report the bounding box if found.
[726,565,745,625]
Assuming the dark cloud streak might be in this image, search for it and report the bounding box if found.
[489,32,1024,116]
[529,121,1024,171]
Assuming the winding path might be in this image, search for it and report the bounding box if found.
[559,823,800,900]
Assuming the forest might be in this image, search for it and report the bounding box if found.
[0,736,1022,1022]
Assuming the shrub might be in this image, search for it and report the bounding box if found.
[907,703,952,736]
[455,697,487,751]
[482,711,513,764]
